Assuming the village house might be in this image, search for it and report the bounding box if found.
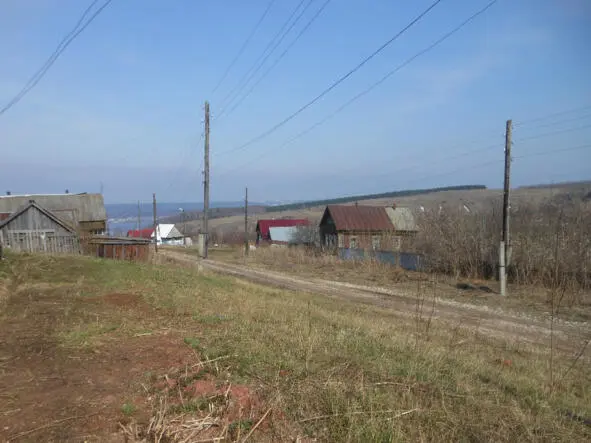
[255,218,309,245]
[0,192,106,235]
[127,223,185,246]
[319,203,417,251]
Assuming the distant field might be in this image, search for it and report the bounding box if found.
[1,253,589,441]
[183,181,591,238]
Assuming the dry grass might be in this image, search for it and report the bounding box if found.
[1,252,590,441]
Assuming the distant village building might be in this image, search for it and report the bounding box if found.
[319,204,417,251]
[0,200,79,254]
[127,223,185,246]
[255,219,309,245]
[0,193,106,235]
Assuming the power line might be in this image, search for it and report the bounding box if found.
[217,0,317,119]
[211,0,277,95]
[514,123,591,142]
[514,104,591,126]
[217,0,444,156]
[0,0,113,116]
[514,143,591,159]
[513,112,591,131]
[217,0,309,114]
[219,0,332,120]
[214,0,496,173]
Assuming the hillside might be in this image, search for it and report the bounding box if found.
[182,181,591,238]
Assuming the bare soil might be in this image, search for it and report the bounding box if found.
[0,280,262,442]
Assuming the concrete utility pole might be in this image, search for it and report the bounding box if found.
[202,101,210,258]
[244,186,249,256]
[500,119,512,296]
[153,193,158,253]
[137,200,141,231]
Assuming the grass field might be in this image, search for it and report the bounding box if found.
[1,253,590,442]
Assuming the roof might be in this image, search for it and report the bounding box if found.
[158,224,183,239]
[322,205,394,232]
[127,228,154,239]
[0,193,106,223]
[385,207,418,231]
[268,226,298,243]
[256,219,308,238]
[0,201,76,233]
[88,236,153,245]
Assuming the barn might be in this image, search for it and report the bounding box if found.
[0,193,106,235]
[0,200,79,254]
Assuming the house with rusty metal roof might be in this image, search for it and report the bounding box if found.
[319,203,417,251]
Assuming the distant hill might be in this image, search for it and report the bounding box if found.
[265,185,487,213]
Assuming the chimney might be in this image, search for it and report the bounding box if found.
[6,191,10,196]
[355,201,358,207]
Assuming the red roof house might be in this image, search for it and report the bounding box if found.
[255,219,308,243]
[127,228,154,239]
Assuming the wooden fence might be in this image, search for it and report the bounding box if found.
[0,231,80,254]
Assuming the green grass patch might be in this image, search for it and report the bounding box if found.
[2,253,590,442]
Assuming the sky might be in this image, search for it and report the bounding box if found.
[0,0,590,204]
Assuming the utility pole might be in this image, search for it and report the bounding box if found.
[203,101,210,258]
[500,119,512,296]
[137,200,141,231]
[153,193,158,253]
[244,186,249,256]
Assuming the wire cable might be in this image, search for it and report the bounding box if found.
[514,123,591,142]
[0,0,113,116]
[217,0,309,114]
[514,104,591,126]
[220,0,332,121]
[214,0,497,176]
[216,0,444,156]
[211,0,277,95]
[217,0,317,119]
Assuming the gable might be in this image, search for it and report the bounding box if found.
[0,202,76,234]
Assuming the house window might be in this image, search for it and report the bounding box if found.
[349,236,358,249]
[338,234,344,248]
[372,235,381,250]
[393,236,402,251]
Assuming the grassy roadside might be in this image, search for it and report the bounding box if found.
[1,253,590,441]
[187,245,591,323]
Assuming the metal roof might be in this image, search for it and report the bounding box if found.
[323,205,394,232]
[0,193,106,223]
[127,228,154,239]
[256,219,308,238]
[385,207,418,231]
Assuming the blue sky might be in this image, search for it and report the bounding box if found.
[1,0,590,203]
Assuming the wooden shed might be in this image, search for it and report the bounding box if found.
[0,200,79,254]
[83,236,153,262]
[0,193,106,235]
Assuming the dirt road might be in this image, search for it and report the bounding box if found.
[162,250,590,355]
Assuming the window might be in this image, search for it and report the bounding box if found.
[338,234,344,248]
[349,236,357,249]
[372,235,381,250]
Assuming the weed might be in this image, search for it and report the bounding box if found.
[121,403,136,416]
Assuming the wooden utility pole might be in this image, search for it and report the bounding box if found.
[500,119,512,296]
[244,186,249,256]
[137,200,141,231]
[153,193,158,253]
[203,101,210,258]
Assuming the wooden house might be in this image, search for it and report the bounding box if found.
[319,204,417,251]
